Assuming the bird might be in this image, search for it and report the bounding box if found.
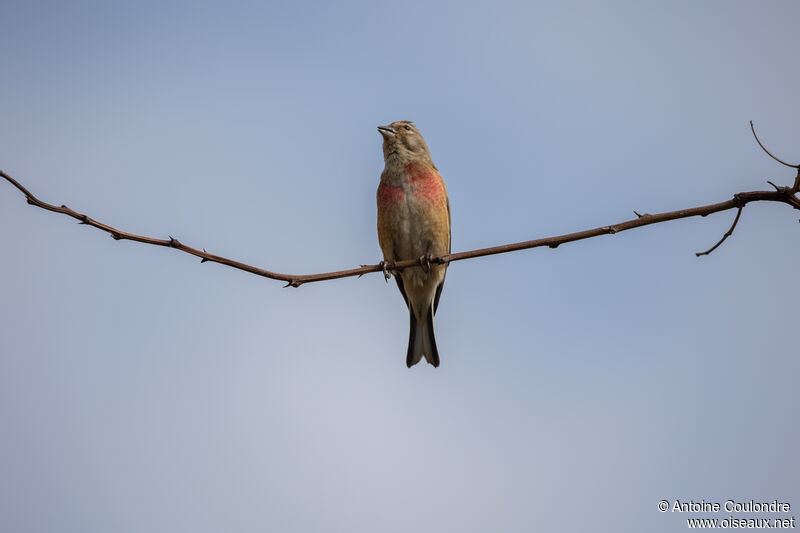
[376,121,451,368]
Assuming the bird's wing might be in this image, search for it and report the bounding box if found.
[446,195,451,254]
[395,274,409,308]
[433,194,450,315]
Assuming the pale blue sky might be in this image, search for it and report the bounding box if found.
[1,1,799,532]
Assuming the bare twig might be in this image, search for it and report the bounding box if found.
[750,121,799,169]
[695,206,743,257]
[3,169,799,287]
[2,123,799,286]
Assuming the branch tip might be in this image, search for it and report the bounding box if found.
[696,206,744,257]
[750,120,799,169]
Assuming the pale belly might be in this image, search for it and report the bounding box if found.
[380,192,449,291]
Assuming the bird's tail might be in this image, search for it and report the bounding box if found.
[406,305,440,368]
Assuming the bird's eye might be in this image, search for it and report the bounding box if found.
[404,125,411,131]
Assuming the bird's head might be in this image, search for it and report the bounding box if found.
[378,121,433,167]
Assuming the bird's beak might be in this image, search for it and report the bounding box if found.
[377,125,395,139]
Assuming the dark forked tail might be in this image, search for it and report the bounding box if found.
[406,304,440,368]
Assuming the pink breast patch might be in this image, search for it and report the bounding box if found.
[378,183,405,205]
[406,162,444,201]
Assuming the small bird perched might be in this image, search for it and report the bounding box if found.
[376,121,451,368]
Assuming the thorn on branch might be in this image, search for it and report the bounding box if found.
[200,248,208,263]
[696,206,743,257]
[765,181,795,197]
[548,243,559,249]
[26,198,34,205]
[110,232,121,240]
[283,280,302,288]
[168,236,181,248]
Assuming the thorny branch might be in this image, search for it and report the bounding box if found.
[2,123,799,288]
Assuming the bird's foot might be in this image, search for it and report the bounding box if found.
[419,253,433,274]
[379,260,396,282]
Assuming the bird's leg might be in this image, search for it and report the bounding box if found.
[419,253,432,274]
[379,260,396,282]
